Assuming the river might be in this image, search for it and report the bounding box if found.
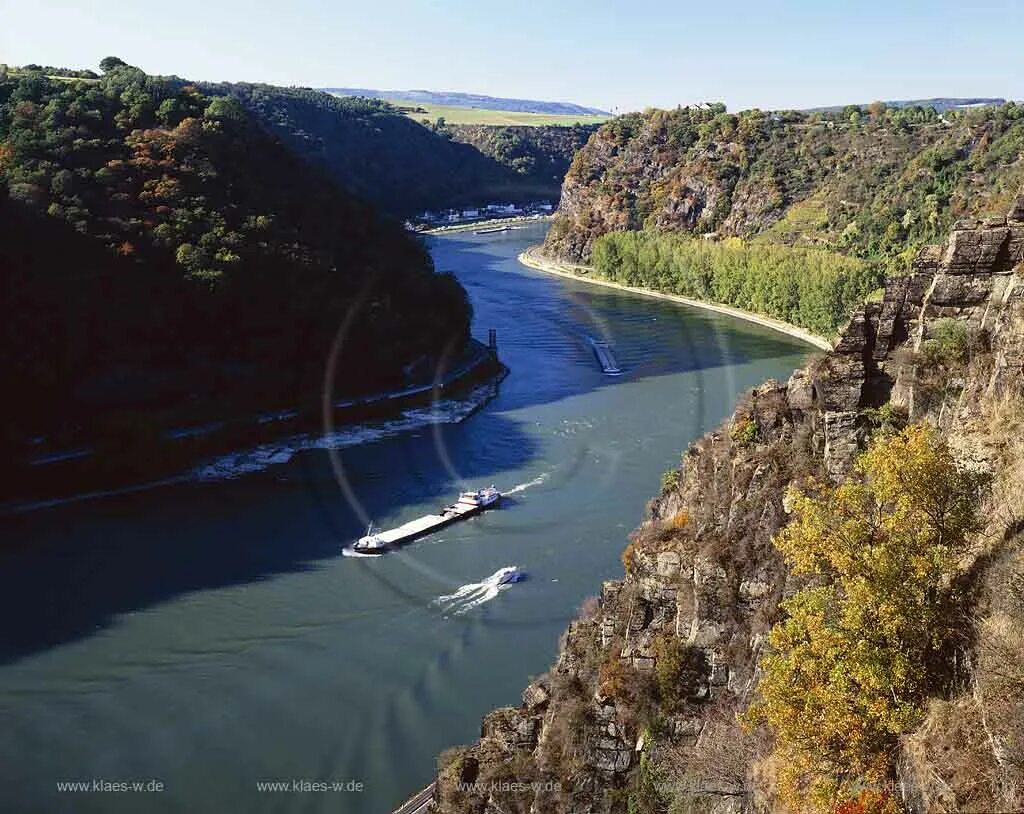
[0,222,810,813]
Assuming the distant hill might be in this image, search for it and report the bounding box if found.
[807,97,1007,113]
[322,87,609,116]
[206,83,574,213]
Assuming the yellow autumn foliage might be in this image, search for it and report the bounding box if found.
[749,425,989,810]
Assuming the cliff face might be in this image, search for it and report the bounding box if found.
[432,191,1024,813]
[542,106,1024,265]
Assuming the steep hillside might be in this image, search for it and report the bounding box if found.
[207,83,585,214]
[207,82,546,214]
[447,123,597,192]
[430,192,1024,812]
[0,65,470,462]
[544,103,1024,273]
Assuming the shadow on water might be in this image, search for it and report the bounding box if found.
[0,409,539,666]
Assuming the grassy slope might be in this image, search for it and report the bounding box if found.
[329,94,609,126]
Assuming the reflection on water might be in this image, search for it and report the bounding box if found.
[0,222,811,814]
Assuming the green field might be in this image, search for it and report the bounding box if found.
[368,98,609,127]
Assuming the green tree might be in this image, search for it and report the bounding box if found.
[99,56,126,73]
[156,97,186,127]
[203,96,246,123]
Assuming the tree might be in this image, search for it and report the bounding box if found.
[203,96,246,123]
[748,425,989,809]
[867,100,888,119]
[99,56,127,73]
[156,97,185,127]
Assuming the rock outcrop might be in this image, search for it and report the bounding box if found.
[432,191,1024,813]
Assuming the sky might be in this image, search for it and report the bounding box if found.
[2,0,1021,113]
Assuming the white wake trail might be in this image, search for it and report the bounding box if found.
[503,473,548,496]
[433,567,521,616]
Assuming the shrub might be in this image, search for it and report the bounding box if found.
[731,417,758,446]
[860,403,907,437]
[598,646,631,699]
[652,632,706,713]
[622,540,640,575]
[667,511,689,531]
[833,789,902,814]
[921,317,972,367]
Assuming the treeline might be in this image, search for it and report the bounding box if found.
[1,63,100,79]
[0,61,471,455]
[591,231,881,337]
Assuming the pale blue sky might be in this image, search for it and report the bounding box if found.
[2,0,1021,112]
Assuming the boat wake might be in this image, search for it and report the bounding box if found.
[340,547,382,558]
[503,473,548,496]
[433,567,521,616]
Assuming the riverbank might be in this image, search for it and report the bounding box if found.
[5,339,508,514]
[517,246,834,351]
[418,214,554,236]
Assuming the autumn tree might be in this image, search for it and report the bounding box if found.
[748,425,989,809]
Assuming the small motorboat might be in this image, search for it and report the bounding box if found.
[495,565,525,585]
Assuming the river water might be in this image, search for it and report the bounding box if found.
[0,223,810,814]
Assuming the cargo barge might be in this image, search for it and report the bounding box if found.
[346,487,502,554]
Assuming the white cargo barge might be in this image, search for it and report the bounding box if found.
[346,487,501,554]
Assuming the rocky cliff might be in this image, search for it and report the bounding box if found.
[431,191,1024,813]
[543,105,1024,268]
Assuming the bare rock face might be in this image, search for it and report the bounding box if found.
[1009,190,1024,224]
[432,190,1024,814]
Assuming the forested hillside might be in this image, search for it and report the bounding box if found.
[447,123,597,193]
[546,102,1024,272]
[0,62,471,460]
